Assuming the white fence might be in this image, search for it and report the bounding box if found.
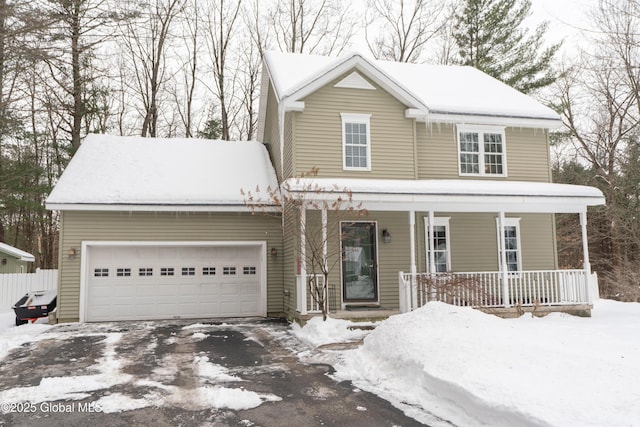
[0,269,58,311]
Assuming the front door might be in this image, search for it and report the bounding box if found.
[341,222,378,303]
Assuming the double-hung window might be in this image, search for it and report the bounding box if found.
[424,217,451,273]
[496,218,521,272]
[458,125,506,176]
[341,113,371,171]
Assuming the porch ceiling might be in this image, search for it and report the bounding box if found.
[282,178,606,214]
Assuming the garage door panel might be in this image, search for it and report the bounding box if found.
[86,244,263,321]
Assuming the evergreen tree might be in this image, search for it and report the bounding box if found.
[452,0,561,93]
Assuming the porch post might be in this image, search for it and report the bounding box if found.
[300,205,307,315]
[409,210,417,309]
[580,210,591,302]
[428,211,436,274]
[321,206,328,312]
[498,211,510,307]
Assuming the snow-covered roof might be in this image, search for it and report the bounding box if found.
[46,134,279,211]
[263,51,561,128]
[283,178,605,214]
[0,242,35,262]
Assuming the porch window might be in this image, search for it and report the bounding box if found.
[457,125,506,176]
[496,218,521,272]
[341,113,371,171]
[424,217,451,273]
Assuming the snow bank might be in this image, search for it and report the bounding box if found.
[291,316,374,347]
[331,301,640,427]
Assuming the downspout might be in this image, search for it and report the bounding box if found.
[278,103,285,179]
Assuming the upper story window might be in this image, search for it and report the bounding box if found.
[341,113,371,171]
[457,125,506,176]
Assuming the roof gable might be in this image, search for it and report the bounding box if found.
[262,51,561,128]
[46,134,279,210]
[334,71,376,90]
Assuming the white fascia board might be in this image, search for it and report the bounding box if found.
[46,203,281,213]
[283,100,305,112]
[405,108,428,119]
[422,112,562,130]
[285,54,427,110]
[290,192,602,213]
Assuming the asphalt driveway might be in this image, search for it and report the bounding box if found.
[0,318,423,426]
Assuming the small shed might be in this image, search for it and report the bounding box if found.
[0,242,35,273]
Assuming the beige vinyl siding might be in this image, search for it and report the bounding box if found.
[417,212,557,272]
[417,125,552,182]
[57,211,284,323]
[294,71,416,179]
[264,83,282,181]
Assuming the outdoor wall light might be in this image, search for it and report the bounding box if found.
[270,247,277,256]
[382,229,391,243]
[68,248,77,258]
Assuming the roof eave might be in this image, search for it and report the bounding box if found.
[45,203,281,213]
[421,111,562,130]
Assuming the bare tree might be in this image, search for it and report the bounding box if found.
[202,0,241,141]
[365,0,447,62]
[554,0,640,300]
[171,0,200,138]
[44,0,121,151]
[244,168,368,320]
[121,0,184,137]
[266,0,356,55]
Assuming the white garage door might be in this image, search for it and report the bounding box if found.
[84,244,264,321]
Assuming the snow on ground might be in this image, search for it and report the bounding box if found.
[0,311,53,362]
[294,299,640,427]
[291,316,374,347]
[0,316,280,414]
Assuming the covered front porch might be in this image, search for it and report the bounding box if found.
[286,178,606,319]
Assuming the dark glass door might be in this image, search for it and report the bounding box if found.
[341,222,378,302]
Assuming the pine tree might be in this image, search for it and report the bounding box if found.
[452,0,561,94]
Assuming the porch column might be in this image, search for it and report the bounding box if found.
[321,206,328,312]
[498,211,510,307]
[300,205,307,315]
[580,210,591,302]
[409,210,417,310]
[428,211,436,274]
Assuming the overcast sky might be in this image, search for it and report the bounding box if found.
[528,0,596,54]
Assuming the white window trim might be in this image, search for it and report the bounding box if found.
[457,124,507,177]
[341,113,372,171]
[495,217,522,272]
[424,216,451,273]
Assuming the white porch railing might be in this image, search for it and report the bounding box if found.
[399,269,594,312]
[0,269,58,311]
[296,274,326,314]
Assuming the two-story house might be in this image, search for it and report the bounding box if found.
[259,51,605,320]
[46,51,605,324]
